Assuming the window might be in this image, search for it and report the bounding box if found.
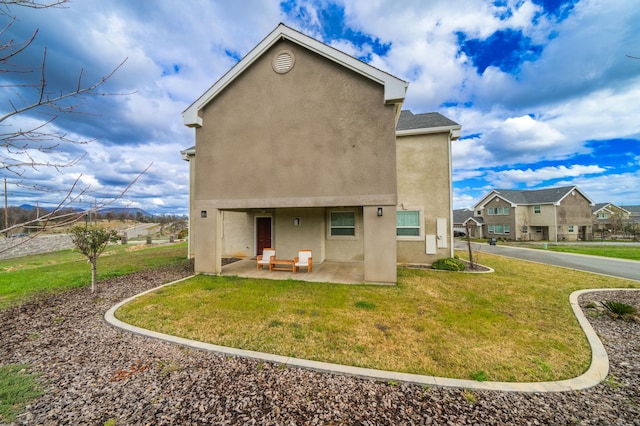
[330,211,355,236]
[534,205,541,214]
[396,210,420,237]
[487,207,509,215]
[568,225,574,232]
[488,224,511,235]
[534,226,543,233]
[597,212,609,219]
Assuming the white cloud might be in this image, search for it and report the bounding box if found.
[3,0,640,213]
[486,164,607,187]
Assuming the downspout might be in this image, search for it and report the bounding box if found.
[447,130,455,257]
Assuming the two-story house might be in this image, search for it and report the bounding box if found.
[180,24,460,284]
[473,186,594,241]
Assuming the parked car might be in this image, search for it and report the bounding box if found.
[453,231,466,237]
[10,233,29,238]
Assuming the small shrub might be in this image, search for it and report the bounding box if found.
[469,370,488,381]
[602,300,637,316]
[432,257,466,271]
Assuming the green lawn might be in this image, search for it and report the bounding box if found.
[116,252,639,383]
[0,242,189,308]
[3,243,638,383]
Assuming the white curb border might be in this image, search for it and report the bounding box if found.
[105,281,639,393]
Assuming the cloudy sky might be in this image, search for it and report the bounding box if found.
[1,0,639,215]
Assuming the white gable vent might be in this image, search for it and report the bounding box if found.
[273,50,295,74]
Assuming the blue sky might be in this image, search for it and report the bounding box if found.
[1,0,639,215]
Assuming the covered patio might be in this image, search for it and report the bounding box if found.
[220,259,370,285]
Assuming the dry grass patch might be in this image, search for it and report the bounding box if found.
[116,253,638,382]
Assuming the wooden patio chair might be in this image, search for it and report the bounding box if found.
[293,249,312,273]
[257,248,276,270]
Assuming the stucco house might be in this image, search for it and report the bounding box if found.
[472,186,594,241]
[180,24,460,284]
[593,203,640,239]
[453,208,483,238]
[592,203,630,237]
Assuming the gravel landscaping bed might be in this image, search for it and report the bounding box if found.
[1,262,638,425]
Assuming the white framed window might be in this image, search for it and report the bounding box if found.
[396,210,421,238]
[568,225,574,232]
[534,205,541,214]
[329,211,356,238]
[487,207,509,215]
[488,224,511,235]
[534,226,543,233]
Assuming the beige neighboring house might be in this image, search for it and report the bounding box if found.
[473,185,594,241]
[180,24,460,284]
[592,203,629,237]
[453,209,483,238]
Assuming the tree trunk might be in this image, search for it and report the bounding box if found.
[91,259,97,293]
[466,222,474,270]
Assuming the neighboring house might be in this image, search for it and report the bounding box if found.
[592,203,630,237]
[472,186,594,241]
[626,206,640,239]
[180,24,460,284]
[453,208,483,237]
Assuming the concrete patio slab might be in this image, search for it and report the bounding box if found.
[221,258,369,285]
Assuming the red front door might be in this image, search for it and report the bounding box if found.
[256,217,272,255]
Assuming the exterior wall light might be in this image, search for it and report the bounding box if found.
[200,210,207,218]
[377,207,383,217]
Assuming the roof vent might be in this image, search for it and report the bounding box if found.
[273,50,295,74]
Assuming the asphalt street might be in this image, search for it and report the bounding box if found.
[454,241,640,282]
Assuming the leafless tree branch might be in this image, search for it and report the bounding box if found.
[0,0,146,257]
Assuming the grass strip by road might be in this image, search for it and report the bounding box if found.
[0,242,190,309]
[116,252,638,383]
[490,241,640,261]
[540,245,640,261]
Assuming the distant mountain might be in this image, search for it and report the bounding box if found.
[18,204,49,211]
[98,207,152,217]
[9,205,162,218]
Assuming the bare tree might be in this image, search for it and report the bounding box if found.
[0,0,147,250]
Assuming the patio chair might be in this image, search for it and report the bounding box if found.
[257,248,276,270]
[293,249,313,273]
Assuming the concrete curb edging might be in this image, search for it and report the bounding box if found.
[105,281,638,393]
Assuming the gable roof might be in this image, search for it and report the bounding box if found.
[475,185,594,209]
[453,208,482,225]
[396,110,461,139]
[592,203,631,215]
[183,23,408,128]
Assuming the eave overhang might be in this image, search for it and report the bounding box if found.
[396,124,462,140]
